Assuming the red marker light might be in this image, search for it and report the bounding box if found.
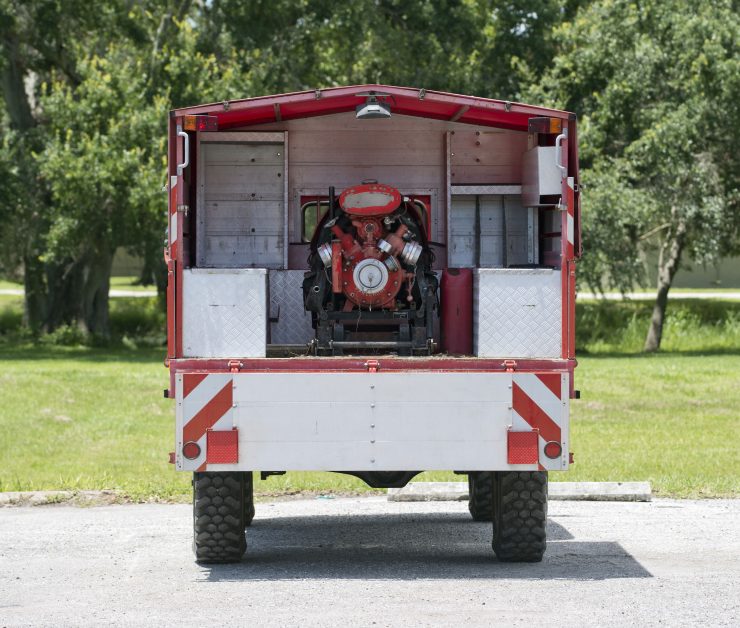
[182,441,201,460]
[544,441,562,459]
[183,115,218,132]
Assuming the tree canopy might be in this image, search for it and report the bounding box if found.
[529,0,739,349]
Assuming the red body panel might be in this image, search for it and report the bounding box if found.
[440,269,473,355]
[172,84,571,131]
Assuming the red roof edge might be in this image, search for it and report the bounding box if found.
[171,84,573,131]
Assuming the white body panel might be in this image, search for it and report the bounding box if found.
[474,268,562,358]
[182,268,267,357]
[521,146,563,207]
[175,371,569,473]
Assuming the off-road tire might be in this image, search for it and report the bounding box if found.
[243,471,255,528]
[492,471,547,562]
[193,472,247,563]
[468,472,494,521]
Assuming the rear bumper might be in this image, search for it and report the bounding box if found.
[174,369,570,474]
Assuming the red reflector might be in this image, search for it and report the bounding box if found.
[544,441,563,459]
[206,429,239,464]
[182,441,201,460]
[507,430,539,465]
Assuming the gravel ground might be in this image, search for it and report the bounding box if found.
[0,497,738,627]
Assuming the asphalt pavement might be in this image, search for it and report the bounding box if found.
[0,497,738,627]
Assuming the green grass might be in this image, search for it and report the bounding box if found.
[109,276,157,292]
[0,276,154,292]
[0,343,738,500]
[0,279,22,290]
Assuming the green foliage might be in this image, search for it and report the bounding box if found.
[576,299,740,354]
[194,0,579,100]
[531,0,740,293]
[0,295,165,346]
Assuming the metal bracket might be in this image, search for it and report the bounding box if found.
[228,360,243,373]
[503,359,517,372]
[364,359,380,373]
[177,204,189,217]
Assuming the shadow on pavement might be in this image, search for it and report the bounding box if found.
[200,512,651,582]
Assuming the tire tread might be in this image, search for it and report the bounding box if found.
[492,471,547,562]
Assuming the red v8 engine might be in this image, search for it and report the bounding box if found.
[303,183,438,355]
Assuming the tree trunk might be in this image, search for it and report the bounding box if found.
[0,31,36,131]
[140,239,168,295]
[22,254,46,332]
[44,259,84,332]
[78,246,114,338]
[643,213,687,352]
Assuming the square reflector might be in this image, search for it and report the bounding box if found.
[206,429,238,464]
[507,430,539,465]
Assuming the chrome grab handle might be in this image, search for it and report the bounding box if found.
[177,127,189,175]
[555,132,567,177]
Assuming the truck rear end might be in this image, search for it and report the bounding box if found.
[165,85,580,563]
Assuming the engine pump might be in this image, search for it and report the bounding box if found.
[303,183,438,355]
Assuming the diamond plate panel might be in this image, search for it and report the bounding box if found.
[268,270,314,345]
[182,268,267,357]
[473,268,561,358]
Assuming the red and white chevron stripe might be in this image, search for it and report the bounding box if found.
[177,373,234,471]
[511,372,569,470]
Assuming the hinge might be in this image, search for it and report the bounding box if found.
[503,359,517,372]
[228,360,243,373]
[364,359,380,373]
[177,204,189,217]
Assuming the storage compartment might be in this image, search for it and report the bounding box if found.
[182,268,267,358]
[196,133,287,269]
[173,107,573,361]
[449,194,539,268]
[473,268,561,358]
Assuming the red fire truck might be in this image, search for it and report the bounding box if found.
[165,85,580,563]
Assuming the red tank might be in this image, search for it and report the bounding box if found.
[441,268,473,355]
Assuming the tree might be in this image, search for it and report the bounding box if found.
[0,1,247,336]
[0,0,140,332]
[197,0,580,101]
[530,0,740,350]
